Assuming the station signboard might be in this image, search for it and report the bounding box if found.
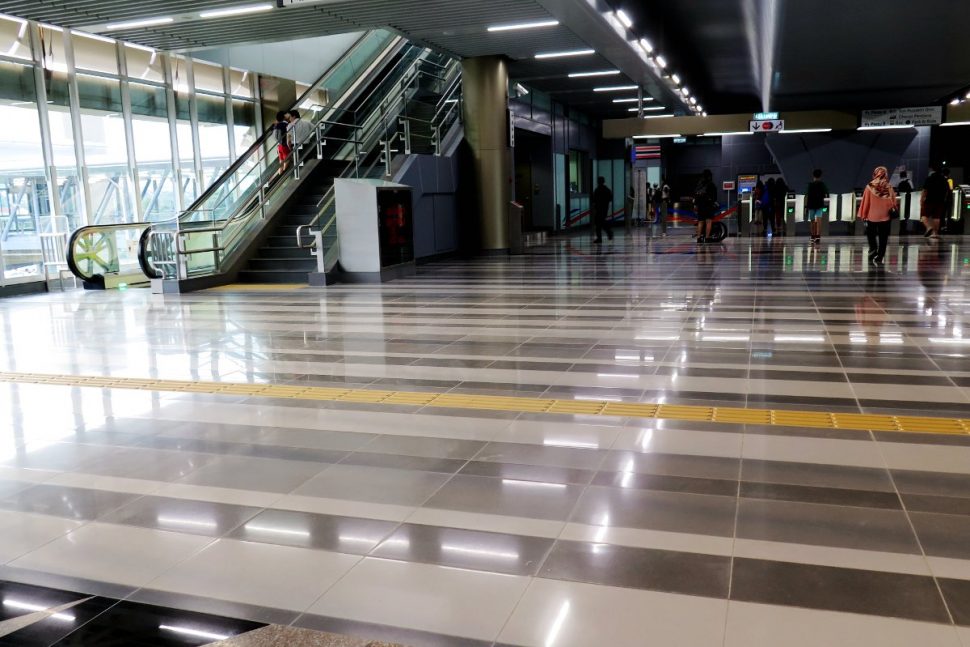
[860,107,942,127]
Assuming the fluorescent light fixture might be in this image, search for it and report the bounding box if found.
[941,121,970,127]
[615,9,633,28]
[628,106,668,112]
[3,600,75,622]
[488,19,559,32]
[514,82,530,96]
[104,16,174,30]
[640,38,654,53]
[689,97,697,105]
[671,74,681,85]
[632,133,681,139]
[703,131,753,137]
[535,49,594,59]
[569,70,620,78]
[613,97,650,103]
[702,111,708,116]
[654,55,667,68]
[781,128,832,134]
[950,98,961,105]
[594,84,638,92]
[857,124,915,131]
[640,114,674,119]
[159,625,230,642]
[680,87,690,96]
[75,31,116,44]
[200,4,273,18]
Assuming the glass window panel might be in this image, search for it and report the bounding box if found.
[198,121,230,187]
[79,109,135,224]
[0,60,36,103]
[37,25,67,73]
[192,60,224,94]
[47,105,77,165]
[228,68,252,98]
[0,14,31,61]
[125,44,164,83]
[73,32,117,75]
[77,73,122,112]
[42,69,69,107]
[174,94,190,121]
[196,92,226,124]
[132,115,176,221]
[170,55,190,94]
[0,101,48,281]
[231,98,256,154]
[48,104,85,231]
[129,81,167,118]
[176,120,198,205]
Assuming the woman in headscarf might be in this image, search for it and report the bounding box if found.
[857,166,897,266]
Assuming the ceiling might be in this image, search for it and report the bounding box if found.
[616,0,970,114]
[0,0,690,119]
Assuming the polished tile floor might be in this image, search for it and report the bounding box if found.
[1,232,970,645]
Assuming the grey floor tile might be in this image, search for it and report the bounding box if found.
[908,512,970,559]
[178,455,328,493]
[937,578,970,627]
[0,484,138,521]
[741,458,895,492]
[569,485,737,537]
[539,539,731,598]
[457,460,596,486]
[100,495,261,537]
[360,435,487,460]
[475,442,607,470]
[230,508,398,554]
[902,493,970,516]
[0,443,120,472]
[731,557,951,624]
[602,451,741,481]
[292,464,450,506]
[423,474,584,521]
[592,471,738,497]
[371,523,554,575]
[735,498,921,554]
[891,469,970,498]
[739,481,901,509]
[338,452,467,474]
[78,447,216,482]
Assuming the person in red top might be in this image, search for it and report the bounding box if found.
[857,166,897,266]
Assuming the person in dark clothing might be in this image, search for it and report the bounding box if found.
[694,169,717,243]
[921,163,949,239]
[773,177,789,236]
[896,171,913,194]
[274,110,290,175]
[805,169,828,244]
[762,178,776,236]
[591,176,614,243]
[896,171,913,233]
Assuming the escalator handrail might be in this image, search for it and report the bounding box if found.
[67,222,149,283]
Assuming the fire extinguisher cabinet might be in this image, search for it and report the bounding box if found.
[332,178,415,283]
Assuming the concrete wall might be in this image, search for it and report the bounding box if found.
[396,154,460,259]
[194,32,364,85]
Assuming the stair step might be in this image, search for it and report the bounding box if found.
[265,235,300,247]
[247,258,318,271]
[237,269,311,284]
[259,246,314,259]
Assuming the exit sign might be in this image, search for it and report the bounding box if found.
[753,111,779,120]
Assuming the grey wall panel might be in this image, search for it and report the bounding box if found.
[412,195,437,258]
[433,194,459,252]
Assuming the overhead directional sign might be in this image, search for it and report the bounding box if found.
[750,119,784,132]
[753,112,779,121]
[860,106,942,127]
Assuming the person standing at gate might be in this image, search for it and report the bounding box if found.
[694,169,717,243]
[592,176,614,244]
[921,162,948,239]
[858,166,897,266]
[805,168,828,244]
[659,179,671,236]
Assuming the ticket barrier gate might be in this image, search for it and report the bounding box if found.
[787,195,831,237]
[947,185,969,235]
[827,192,859,236]
[739,195,753,236]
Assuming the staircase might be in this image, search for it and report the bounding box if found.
[237,181,332,284]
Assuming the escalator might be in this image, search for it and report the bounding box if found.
[67,29,462,290]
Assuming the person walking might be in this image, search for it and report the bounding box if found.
[773,177,789,236]
[591,176,614,244]
[658,180,670,236]
[896,171,913,233]
[858,166,897,266]
[921,162,948,239]
[805,168,828,244]
[285,109,314,163]
[694,169,717,243]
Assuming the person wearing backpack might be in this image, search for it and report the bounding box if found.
[694,169,717,243]
[805,168,828,244]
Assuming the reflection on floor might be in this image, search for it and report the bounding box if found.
[0,233,969,646]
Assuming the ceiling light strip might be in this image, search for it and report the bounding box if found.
[535,49,594,59]
[103,16,174,30]
[568,70,620,78]
[488,19,559,32]
[199,4,273,18]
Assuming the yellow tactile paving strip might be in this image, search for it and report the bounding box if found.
[1,371,968,436]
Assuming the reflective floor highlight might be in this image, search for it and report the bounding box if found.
[0,232,969,646]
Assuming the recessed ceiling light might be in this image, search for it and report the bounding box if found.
[615,10,633,28]
[703,131,753,137]
[633,133,681,138]
[655,55,667,68]
[628,106,666,112]
[535,49,594,59]
[488,19,559,32]
[104,16,173,30]
[640,114,674,119]
[613,97,652,103]
[680,87,690,96]
[671,74,681,85]
[200,4,273,18]
[857,124,915,131]
[639,38,653,53]
[951,98,961,105]
[594,85,638,92]
[941,121,970,127]
[568,70,620,78]
[781,128,833,133]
